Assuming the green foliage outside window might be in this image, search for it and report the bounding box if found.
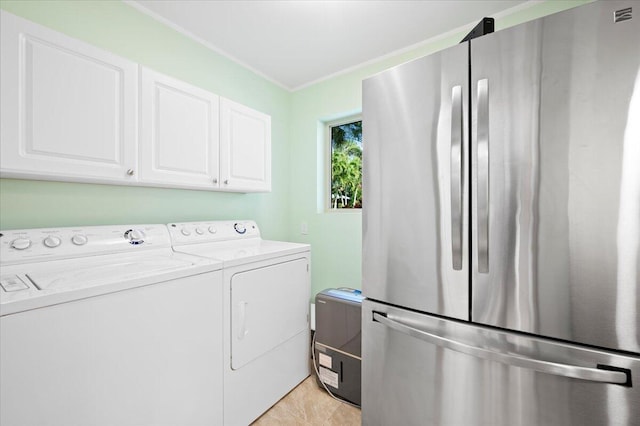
[331,120,362,209]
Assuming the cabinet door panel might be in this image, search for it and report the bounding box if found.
[220,98,271,192]
[139,68,219,189]
[0,11,137,183]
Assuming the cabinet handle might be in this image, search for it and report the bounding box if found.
[213,178,218,184]
[224,179,229,185]
[126,169,135,176]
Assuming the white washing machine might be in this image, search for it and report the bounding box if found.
[0,224,224,426]
[168,220,311,426]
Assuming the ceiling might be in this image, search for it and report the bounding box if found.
[128,0,529,91]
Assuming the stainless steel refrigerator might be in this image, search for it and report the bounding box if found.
[361,2,640,425]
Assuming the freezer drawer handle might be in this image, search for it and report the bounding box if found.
[477,78,490,273]
[450,85,464,271]
[372,312,629,385]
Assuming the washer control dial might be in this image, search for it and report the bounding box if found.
[124,229,145,245]
[195,227,204,235]
[71,234,88,246]
[234,223,247,234]
[11,238,31,250]
[208,226,217,234]
[181,228,191,236]
[43,236,62,248]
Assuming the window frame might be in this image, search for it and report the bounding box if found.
[325,115,363,212]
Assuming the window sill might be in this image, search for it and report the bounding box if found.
[324,208,362,214]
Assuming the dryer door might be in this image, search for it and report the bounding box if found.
[230,257,310,370]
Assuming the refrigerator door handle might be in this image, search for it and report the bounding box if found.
[450,85,463,270]
[477,78,490,273]
[372,312,629,385]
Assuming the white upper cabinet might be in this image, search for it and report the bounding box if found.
[220,98,272,192]
[139,68,220,189]
[1,11,272,193]
[0,11,138,184]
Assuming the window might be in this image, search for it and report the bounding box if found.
[329,118,362,209]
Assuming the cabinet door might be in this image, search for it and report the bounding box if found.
[0,11,137,184]
[139,68,220,189]
[220,98,271,192]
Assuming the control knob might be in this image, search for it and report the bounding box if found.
[208,226,217,234]
[71,234,88,246]
[11,238,31,250]
[195,227,204,235]
[124,229,145,245]
[181,228,191,236]
[43,236,62,248]
[234,223,246,235]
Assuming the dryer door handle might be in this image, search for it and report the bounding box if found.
[238,301,249,340]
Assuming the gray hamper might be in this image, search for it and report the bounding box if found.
[313,288,363,405]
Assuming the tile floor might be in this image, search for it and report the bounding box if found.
[251,376,361,425]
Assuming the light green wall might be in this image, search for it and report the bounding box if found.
[0,0,291,240]
[287,0,593,298]
[0,0,593,298]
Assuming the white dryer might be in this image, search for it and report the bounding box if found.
[168,220,311,426]
[0,224,224,426]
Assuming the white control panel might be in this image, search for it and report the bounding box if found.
[168,220,260,246]
[0,225,172,266]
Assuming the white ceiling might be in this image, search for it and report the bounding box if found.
[129,0,529,91]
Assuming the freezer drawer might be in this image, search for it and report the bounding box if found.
[362,300,640,426]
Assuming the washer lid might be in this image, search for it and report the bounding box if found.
[0,250,222,316]
[26,257,193,291]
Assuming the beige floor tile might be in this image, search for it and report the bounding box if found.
[292,377,342,425]
[252,401,311,426]
[323,403,361,426]
[252,376,361,426]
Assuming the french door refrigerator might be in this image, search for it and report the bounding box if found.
[361,2,640,425]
